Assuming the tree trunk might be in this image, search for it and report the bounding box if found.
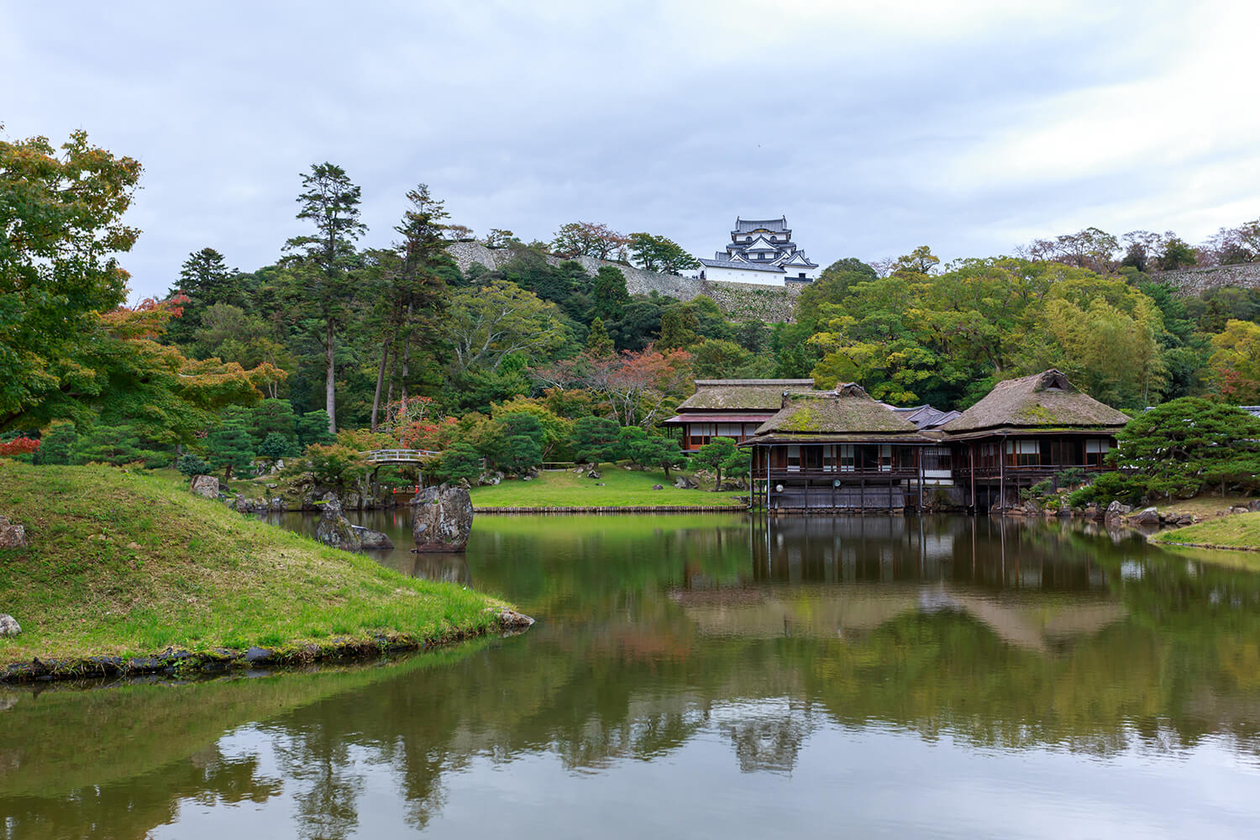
[713,467,722,492]
[400,310,413,410]
[325,321,337,434]
[370,334,393,432]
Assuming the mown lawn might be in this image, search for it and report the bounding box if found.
[0,462,510,662]
[1152,511,1260,551]
[469,464,746,508]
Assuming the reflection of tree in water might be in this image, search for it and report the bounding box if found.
[718,704,810,774]
[1,750,280,839]
[274,725,365,840]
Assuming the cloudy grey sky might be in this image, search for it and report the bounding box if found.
[5,0,1258,299]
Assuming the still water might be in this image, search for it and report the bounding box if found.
[4,513,1260,838]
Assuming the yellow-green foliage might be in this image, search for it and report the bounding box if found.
[0,463,508,661]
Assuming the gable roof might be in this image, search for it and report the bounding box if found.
[751,383,927,439]
[676,379,816,411]
[940,369,1130,434]
[734,216,789,234]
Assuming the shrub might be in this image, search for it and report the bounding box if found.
[1067,472,1149,508]
[177,452,212,477]
[72,425,167,468]
[258,432,297,460]
[571,416,620,464]
[305,443,370,487]
[434,442,483,483]
[497,435,543,476]
[34,421,76,465]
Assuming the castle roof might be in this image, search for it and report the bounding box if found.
[733,217,790,234]
[699,256,786,273]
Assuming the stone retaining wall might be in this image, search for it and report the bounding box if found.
[1153,263,1260,295]
[447,241,799,322]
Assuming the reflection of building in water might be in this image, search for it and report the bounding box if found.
[672,517,1126,651]
[716,700,812,774]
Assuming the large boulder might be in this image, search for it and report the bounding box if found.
[1132,507,1160,526]
[673,475,698,490]
[0,517,27,549]
[0,614,20,636]
[315,493,362,551]
[190,475,219,499]
[1104,500,1131,522]
[350,525,394,550]
[412,485,474,552]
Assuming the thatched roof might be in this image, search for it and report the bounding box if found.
[676,379,816,411]
[752,383,926,439]
[940,370,1130,434]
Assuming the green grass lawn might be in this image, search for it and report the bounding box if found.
[469,464,747,508]
[1151,511,1260,551]
[0,462,511,663]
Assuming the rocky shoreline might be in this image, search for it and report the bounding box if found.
[0,608,534,685]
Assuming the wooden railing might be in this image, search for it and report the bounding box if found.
[364,449,441,464]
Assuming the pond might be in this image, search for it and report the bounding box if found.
[4,513,1260,838]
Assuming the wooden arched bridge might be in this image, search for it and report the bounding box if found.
[364,449,441,465]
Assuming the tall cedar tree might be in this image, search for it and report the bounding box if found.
[371,184,450,430]
[282,163,367,434]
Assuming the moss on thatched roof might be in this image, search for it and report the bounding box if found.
[755,383,925,437]
[940,370,1130,434]
[676,379,816,411]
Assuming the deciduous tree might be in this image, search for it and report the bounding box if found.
[0,129,141,427]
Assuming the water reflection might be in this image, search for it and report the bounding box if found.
[5,515,1260,838]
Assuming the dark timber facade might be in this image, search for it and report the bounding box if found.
[729,370,1129,513]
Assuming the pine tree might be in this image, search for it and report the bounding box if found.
[586,317,615,358]
[206,417,257,478]
[283,163,367,434]
[34,420,77,465]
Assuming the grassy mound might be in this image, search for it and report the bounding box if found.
[1152,512,1260,551]
[469,464,746,509]
[0,463,509,664]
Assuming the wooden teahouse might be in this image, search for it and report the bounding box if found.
[663,379,815,452]
[939,369,1130,510]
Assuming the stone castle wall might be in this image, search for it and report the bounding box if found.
[1154,263,1260,295]
[446,241,799,322]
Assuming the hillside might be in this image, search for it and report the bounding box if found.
[0,463,515,672]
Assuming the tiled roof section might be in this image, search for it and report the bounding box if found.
[676,379,817,411]
[886,404,961,430]
[755,384,925,436]
[733,216,789,233]
[940,369,1131,433]
[699,257,786,273]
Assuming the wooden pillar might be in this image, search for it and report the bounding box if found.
[999,435,1007,513]
[917,446,924,511]
[969,444,976,513]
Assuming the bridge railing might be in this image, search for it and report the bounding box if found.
[364,449,441,463]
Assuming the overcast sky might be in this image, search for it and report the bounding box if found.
[5,0,1259,299]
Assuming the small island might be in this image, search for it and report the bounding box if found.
[0,463,526,681]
